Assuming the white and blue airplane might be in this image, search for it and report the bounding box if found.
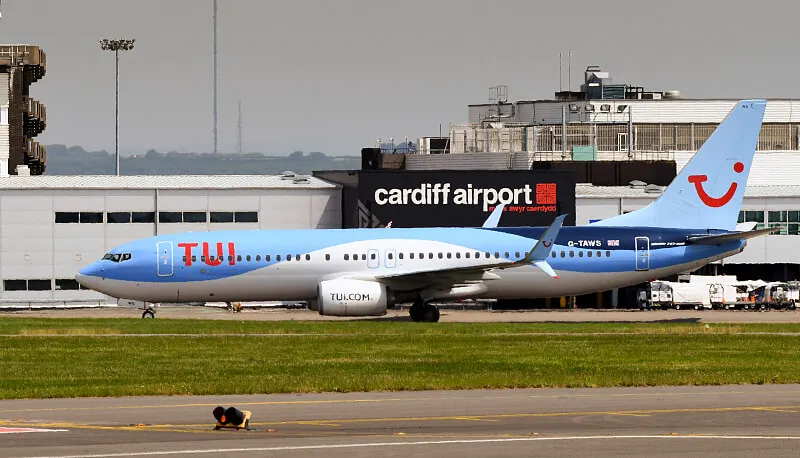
[77,99,771,322]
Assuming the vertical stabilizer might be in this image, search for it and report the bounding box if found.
[592,99,766,230]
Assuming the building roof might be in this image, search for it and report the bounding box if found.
[576,184,800,199]
[0,174,339,190]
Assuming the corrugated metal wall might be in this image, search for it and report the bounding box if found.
[0,187,341,304]
[0,74,8,106]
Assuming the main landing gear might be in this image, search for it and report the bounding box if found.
[409,301,440,323]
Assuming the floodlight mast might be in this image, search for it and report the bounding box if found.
[99,39,135,176]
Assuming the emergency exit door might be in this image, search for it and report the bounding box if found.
[635,237,650,271]
[156,241,174,276]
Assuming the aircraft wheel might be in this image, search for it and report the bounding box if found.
[409,304,423,322]
[421,305,440,323]
[142,310,155,319]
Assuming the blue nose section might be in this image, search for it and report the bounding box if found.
[76,262,105,290]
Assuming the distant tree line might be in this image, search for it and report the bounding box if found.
[42,145,362,176]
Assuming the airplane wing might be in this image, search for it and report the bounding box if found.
[686,227,778,245]
[371,214,567,289]
[481,204,506,228]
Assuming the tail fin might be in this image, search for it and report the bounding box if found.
[592,99,766,230]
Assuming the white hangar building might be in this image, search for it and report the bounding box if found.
[0,173,339,305]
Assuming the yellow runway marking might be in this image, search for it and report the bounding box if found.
[4,388,795,414]
[1,404,797,436]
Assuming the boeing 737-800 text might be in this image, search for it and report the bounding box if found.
[76,100,770,322]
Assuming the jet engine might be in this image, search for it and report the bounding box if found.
[316,279,394,317]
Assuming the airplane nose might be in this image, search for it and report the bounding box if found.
[76,263,104,290]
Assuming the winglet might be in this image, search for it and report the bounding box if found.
[521,214,567,279]
[482,204,505,228]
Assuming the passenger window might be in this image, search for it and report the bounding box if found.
[456,253,461,259]
[438,253,443,259]
[296,254,301,261]
[569,251,574,257]
[504,252,510,258]
[446,253,451,259]
[388,252,394,260]
[360,254,366,261]
[494,252,500,258]
[515,252,520,258]
[485,252,490,258]
[344,254,349,260]
[201,256,206,262]
[246,255,251,262]
[228,255,233,262]
[606,251,611,257]
[305,254,311,261]
[596,251,601,258]
[370,253,376,260]
[410,253,415,259]
[465,252,471,259]
[237,255,242,262]
[256,255,261,261]
[560,251,565,258]
[286,254,292,261]
[578,251,583,257]
[276,255,282,261]
[399,253,404,260]
[192,256,196,262]
[182,256,187,262]
[428,253,434,259]
[325,254,330,261]
[588,251,592,257]
[266,255,271,261]
[551,252,556,258]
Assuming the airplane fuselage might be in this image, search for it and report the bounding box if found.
[76,226,745,304]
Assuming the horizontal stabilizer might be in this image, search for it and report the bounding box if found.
[687,227,778,245]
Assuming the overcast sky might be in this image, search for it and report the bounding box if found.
[1,0,798,155]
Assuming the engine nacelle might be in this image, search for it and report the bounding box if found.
[317,279,393,317]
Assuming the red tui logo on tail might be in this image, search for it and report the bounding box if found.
[688,161,744,208]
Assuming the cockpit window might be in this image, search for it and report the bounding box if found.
[102,252,132,263]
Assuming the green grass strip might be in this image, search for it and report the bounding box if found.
[0,319,799,399]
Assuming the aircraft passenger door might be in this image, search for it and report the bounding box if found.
[635,237,650,271]
[385,249,397,268]
[367,249,380,269]
[156,241,174,276]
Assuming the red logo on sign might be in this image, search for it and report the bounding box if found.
[688,161,744,208]
[178,242,236,266]
[536,183,557,205]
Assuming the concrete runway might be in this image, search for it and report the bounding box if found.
[4,306,800,323]
[2,385,800,457]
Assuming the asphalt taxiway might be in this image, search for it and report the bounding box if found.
[1,384,800,457]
